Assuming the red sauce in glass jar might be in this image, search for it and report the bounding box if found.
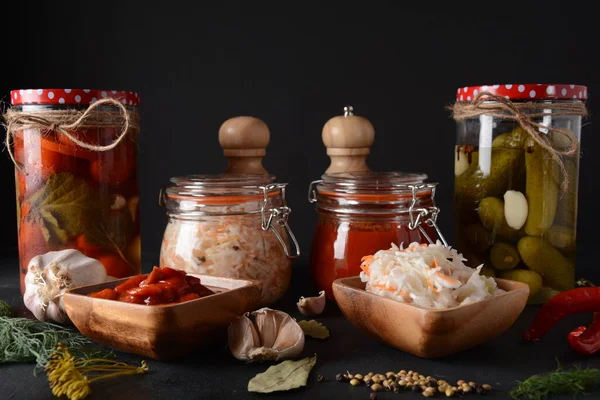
[308,172,441,300]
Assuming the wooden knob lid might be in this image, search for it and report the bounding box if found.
[219,116,270,174]
[322,106,375,174]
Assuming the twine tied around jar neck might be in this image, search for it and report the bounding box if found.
[2,98,140,175]
[450,91,588,191]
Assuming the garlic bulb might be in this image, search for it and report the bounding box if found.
[297,291,326,316]
[23,249,108,324]
[228,307,304,362]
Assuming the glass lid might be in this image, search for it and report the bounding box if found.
[165,173,277,200]
[319,171,429,194]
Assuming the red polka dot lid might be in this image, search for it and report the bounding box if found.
[10,89,139,106]
[456,84,588,102]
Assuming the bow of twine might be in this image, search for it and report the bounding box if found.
[450,91,588,191]
[3,98,137,175]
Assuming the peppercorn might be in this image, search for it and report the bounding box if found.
[364,377,372,386]
[350,378,362,386]
[232,245,240,251]
[412,385,422,393]
[482,384,492,391]
[336,373,347,382]
[391,383,400,393]
[198,256,206,263]
[476,386,485,395]
[371,384,384,392]
[370,393,377,400]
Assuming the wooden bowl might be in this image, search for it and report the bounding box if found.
[62,274,261,360]
[332,277,529,358]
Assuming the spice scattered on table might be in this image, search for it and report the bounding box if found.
[248,354,317,393]
[46,342,147,400]
[298,320,330,339]
[337,369,492,397]
[509,364,600,400]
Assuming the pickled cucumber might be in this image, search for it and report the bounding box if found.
[517,236,574,291]
[490,242,520,270]
[499,269,543,297]
[546,225,576,254]
[455,147,524,211]
[463,223,493,253]
[477,197,523,242]
[480,265,496,278]
[524,142,559,236]
[492,127,527,149]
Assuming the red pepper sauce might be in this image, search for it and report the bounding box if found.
[310,218,438,300]
[89,266,214,305]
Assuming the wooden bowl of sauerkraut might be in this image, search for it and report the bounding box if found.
[332,242,529,358]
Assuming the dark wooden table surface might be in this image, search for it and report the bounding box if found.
[1,258,599,400]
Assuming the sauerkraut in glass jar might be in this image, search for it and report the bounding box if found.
[159,175,299,305]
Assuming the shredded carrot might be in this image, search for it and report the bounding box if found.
[432,259,439,268]
[436,272,458,284]
[426,278,439,294]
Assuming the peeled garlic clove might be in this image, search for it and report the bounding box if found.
[297,291,326,316]
[228,307,304,362]
[504,190,528,230]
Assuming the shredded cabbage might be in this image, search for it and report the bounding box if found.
[359,241,503,309]
[160,215,291,305]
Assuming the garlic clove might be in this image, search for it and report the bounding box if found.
[297,291,326,316]
[228,313,261,361]
[504,190,528,230]
[228,307,304,362]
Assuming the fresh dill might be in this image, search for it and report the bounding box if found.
[510,364,600,400]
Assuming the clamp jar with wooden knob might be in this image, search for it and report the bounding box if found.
[308,107,445,300]
[158,116,300,306]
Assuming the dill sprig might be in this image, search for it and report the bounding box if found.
[46,343,147,400]
[510,364,600,400]
[0,315,90,370]
[0,300,12,317]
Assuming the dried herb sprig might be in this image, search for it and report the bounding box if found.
[510,364,600,400]
[46,343,147,400]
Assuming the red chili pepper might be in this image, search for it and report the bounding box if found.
[567,313,600,355]
[523,287,600,341]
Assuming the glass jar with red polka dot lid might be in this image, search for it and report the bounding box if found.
[4,88,141,293]
[449,84,589,303]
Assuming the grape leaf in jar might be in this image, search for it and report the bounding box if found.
[24,173,101,246]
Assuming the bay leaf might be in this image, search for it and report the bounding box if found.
[248,354,317,393]
[298,320,330,339]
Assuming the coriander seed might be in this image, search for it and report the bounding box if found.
[482,384,492,391]
[350,378,361,386]
[371,383,383,392]
[355,374,364,380]
[370,393,377,400]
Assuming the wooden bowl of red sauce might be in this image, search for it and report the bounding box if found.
[62,266,261,360]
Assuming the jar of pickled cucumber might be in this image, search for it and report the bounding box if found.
[451,84,588,303]
[5,89,141,294]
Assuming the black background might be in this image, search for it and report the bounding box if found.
[1,0,598,272]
